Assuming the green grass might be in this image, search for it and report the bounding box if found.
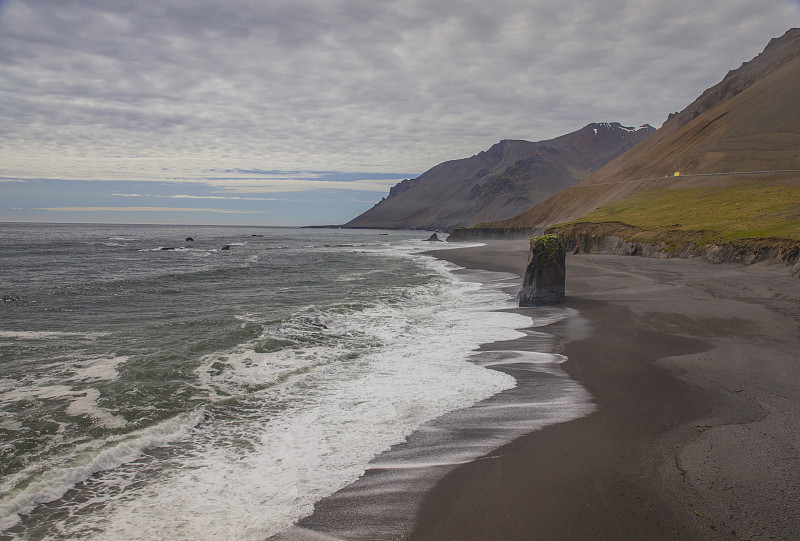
[530,234,564,263]
[581,183,800,241]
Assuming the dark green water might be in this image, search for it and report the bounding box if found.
[0,224,528,540]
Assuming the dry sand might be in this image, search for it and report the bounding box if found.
[413,241,800,540]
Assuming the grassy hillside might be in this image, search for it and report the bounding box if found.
[579,183,800,242]
[486,28,800,232]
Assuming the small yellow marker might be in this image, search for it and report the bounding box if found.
[673,171,681,176]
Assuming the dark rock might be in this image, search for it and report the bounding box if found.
[519,235,566,306]
[551,222,800,273]
[186,237,194,242]
[448,226,542,242]
[424,233,443,242]
[221,245,231,250]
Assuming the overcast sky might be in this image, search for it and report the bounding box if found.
[1,0,798,225]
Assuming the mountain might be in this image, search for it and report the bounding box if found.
[484,28,800,234]
[343,122,654,231]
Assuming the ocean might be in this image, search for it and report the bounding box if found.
[0,223,591,540]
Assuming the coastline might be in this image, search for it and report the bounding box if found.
[413,242,800,540]
[271,240,592,540]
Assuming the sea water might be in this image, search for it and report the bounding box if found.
[0,223,557,540]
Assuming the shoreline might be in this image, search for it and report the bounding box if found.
[271,241,591,540]
[272,241,800,540]
[413,243,800,540]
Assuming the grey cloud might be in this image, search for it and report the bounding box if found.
[0,0,797,182]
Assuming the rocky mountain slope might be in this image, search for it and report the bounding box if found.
[482,27,800,233]
[343,122,654,231]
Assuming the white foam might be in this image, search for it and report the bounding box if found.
[0,409,205,532]
[98,353,516,540]
[3,241,587,540]
[32,252,529,540]
[0,383,127,429]
[0,384,76,403]
[0,330,109,340]
[66,389,127,429]
[67,356,128,383]
[478,350,567,366]
[195,345,338,397]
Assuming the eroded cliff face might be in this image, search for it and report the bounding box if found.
[447,226,542,241]
[549,222,800,276]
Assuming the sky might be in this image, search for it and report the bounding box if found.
[1,0,798,226]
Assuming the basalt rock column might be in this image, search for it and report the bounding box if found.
[519,235,566,306]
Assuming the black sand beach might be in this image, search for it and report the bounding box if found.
[414,242,800,540]
[276,241,799,540]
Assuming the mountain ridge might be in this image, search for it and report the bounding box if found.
[343,122,654,231]
[478,27,800,233]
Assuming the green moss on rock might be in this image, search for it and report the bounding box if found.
[529,235,566,265]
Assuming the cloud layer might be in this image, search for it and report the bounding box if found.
[0,0,798,223]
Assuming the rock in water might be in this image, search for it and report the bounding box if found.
[519,235,566,306]
[425,233,443,242]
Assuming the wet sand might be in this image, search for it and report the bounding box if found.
[272,241,592,541]
[414,241,800,540]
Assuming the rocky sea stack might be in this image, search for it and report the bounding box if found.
[519,235,566,306]
[425,233,443,242]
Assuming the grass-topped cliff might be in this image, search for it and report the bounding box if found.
[574,182,800,242]
[546,181,800,272]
